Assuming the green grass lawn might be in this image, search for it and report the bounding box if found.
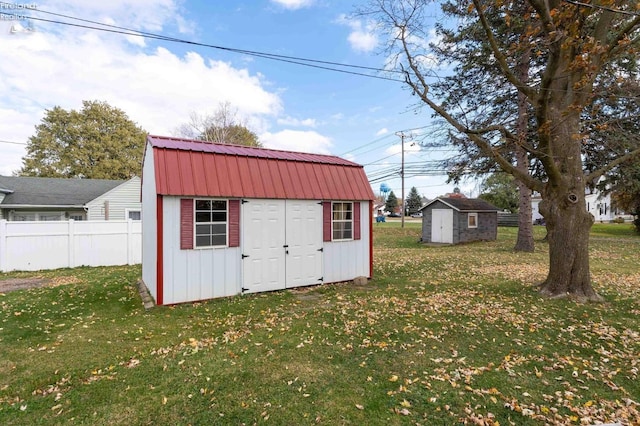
[0,224,638,425]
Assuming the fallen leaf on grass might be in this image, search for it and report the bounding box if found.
[398,408,410,416]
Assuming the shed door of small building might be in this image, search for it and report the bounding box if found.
[285,200,323,288]
[242,200,287,293]
[242,200,323,293]
[431,209,454,243]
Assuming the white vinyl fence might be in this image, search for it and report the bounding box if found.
[0,219,141,272]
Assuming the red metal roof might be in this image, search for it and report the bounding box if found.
[147,135,375,201]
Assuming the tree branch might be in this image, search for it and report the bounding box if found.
[471,0,538,101]
[525,1,563,186]
[410,81,542,192]
[586,145,640,184]
[607,15,640,55]
[395,3,543,193]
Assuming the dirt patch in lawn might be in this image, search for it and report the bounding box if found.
[0,276,80,293]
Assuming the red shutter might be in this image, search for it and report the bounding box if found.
[180,199,194,250]
[354,202,361,240]
[323,201,331,242]
[228,200,240,247]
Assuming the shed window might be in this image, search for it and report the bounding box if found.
[194,199,227,248]
[332,202,353,240]
[468,213,478,228]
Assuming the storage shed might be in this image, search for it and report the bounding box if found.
[419,197,499,244]
[141,135,375,305]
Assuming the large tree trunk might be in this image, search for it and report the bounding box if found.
[538,188,600,301]
[536,112,601,302]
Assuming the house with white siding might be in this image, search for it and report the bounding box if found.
[141,135,375,305]
[531,188,633,224]
[0,176,141,221]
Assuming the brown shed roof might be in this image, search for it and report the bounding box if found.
[421,197,500,212]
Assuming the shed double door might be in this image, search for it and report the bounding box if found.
[242,200,323,293]
[431,209,454,243]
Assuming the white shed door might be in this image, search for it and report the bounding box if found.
[285,200,323,288]
[242,200,286,293]
[431,209,453,243]
[242,200,323,293]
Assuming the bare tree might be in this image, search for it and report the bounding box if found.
[175,102,261,147]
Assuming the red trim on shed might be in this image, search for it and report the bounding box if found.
[369,200,373,278]
[323,202,331,242]
[354,201,361,240]
[180,199,194,250]
[228,199,240,247]
[156,195,164,306]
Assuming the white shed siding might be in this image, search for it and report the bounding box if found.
[141,150,158,302]
[323,202,370,283]
[162,196,241,305]
[86,177,141,220]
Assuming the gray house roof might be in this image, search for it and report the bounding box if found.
[420,197,500,212]
[0,176,124,207]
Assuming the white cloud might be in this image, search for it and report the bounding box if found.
[276,116,317,127]
[36,0,192,33]
[375,128,388,136]
[0,1,283,176]
[336,15,378,53]
[260,130,333,154]
[270,0,314,10]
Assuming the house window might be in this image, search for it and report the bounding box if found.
[127,210,141,221]
[39,213,63,221]
[11,212,66,221]
[69,214,84,221]
[332,202,353,240]
[468,213,478,228]
[194,199,227,248]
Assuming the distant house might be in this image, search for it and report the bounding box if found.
[419,197,500,244]
[0,176,141,221]
[141,135,375,305]
[531,189,633,223]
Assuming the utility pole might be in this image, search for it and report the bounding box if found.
[396,131,406,228]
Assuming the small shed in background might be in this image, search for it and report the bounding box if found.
[419,197,499,244]
[141,135,375,305]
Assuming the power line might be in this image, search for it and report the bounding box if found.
[338,123,449,158]
[0,4,408,83]
[28,3,410,75]
[338,133,395,157]
[3,5,637,100]
[0,139,27,145]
